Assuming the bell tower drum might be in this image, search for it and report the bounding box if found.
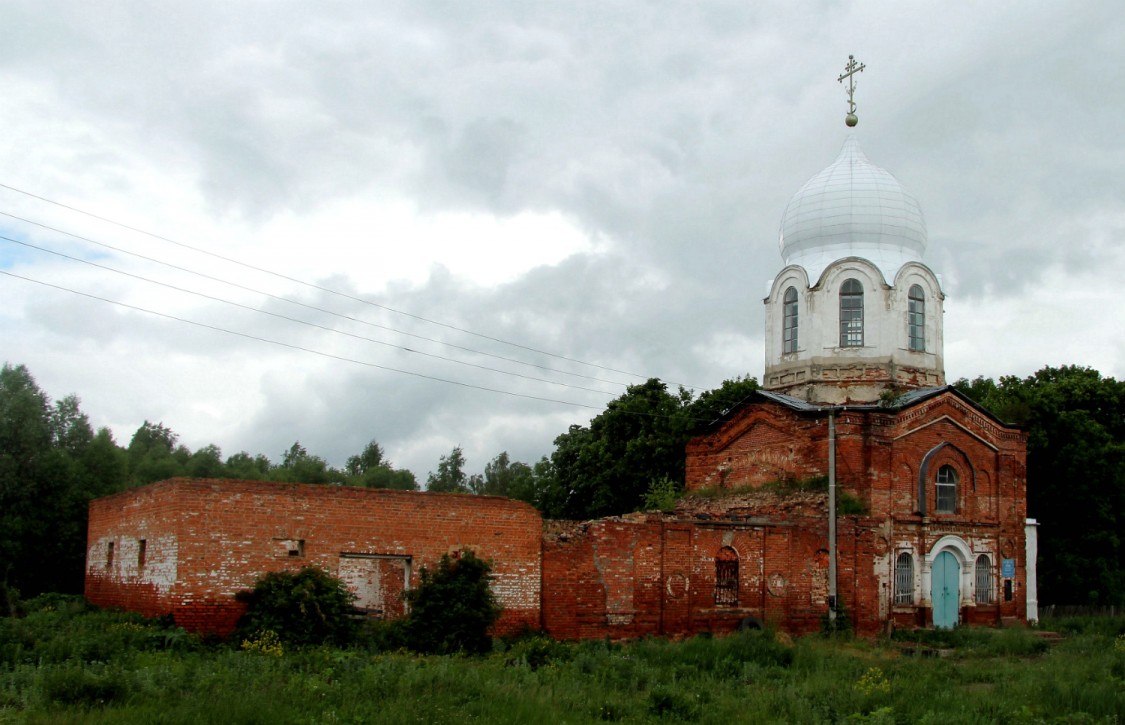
[762,57,945,403]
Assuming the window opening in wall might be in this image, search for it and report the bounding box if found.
[908,284,925,352]
[106,541,114,569]
[137,539,147,570]
[975,554,993,604]
[894,552,914,605]
[715,547,739,607]
[338,553,412,619]
[783,286,799,354]
[1004,579,1013,602]
[935,465,958,513]
[839,278,864,347]
[273,538,305,557]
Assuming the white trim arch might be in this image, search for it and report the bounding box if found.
[927,535,973,564]
[767,264,812,300]
[817,257,889,293]
[764,266,812,369]
[892,261,944,295]
[922,535,973,608]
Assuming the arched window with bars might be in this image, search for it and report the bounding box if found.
[783,286,798,354]
[894,551,914,605]
[908,284,925,351]
[715,547,739,607]
[839,278,864,347]
[975,554,994,604]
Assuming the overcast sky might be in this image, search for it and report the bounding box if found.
[3,1,1123,480]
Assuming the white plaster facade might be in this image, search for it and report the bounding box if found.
[87,533,179,594]
[1025,518,1039,623]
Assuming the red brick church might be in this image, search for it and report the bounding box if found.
[86,66,1037,637]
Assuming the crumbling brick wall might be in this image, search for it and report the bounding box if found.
[541,509,882,639]
[86,478,542,636]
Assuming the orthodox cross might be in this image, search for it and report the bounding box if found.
[837,55,865,126]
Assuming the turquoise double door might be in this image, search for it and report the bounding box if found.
[931,551,960,629]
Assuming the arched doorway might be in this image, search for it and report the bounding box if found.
[931,551,960,628]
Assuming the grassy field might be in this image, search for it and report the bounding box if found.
[1,597,1123,724]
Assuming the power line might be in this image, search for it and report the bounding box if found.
[3,268,720,424]
[2,268,609,410]
[2,264,729,425]
[0,234,620,397]
[0,209,635,388]
[0,181,695,386]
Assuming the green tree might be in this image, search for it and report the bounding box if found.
[346,440,385,476]
[354,465,418,490]
[547,379,693,519]
[427,446,472,493]
[345,439,419,490]
[185,444,224,478]
[538,376,759,519]
[0,364,58,594]
[80,428,128,495]
[684,375,760,430]
[224,451,273,480]
[127,421,185,486]
[955,366,1125,605]
[49,394,94,455]
[471,451,533,497]
[402,549,501,655]
[0,364,120,596]
[524,456,558,508]
[271,442,342,484]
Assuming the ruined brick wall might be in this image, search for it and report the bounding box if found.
[86,478,543,636]
[685,405,828,491]
[541,511,883,639]
[541,517,663,640]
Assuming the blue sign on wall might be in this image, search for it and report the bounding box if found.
[1002,558,1016,578]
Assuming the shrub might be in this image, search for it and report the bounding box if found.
[236,566,357,647]
[240,628,284,656]
[402,549,501,655]
[1,584,22,618]
[821,597,854,637]
[715,628,794,668]
[647,687,702,721]
[359,617,409,652]
[39,664,128,707]
[642,476,682,513]
[500,631,571,670]
[854,666,891,697]
[1,603,197,666]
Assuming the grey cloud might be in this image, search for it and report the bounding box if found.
[4,1,1125,481]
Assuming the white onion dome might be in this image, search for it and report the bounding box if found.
[778,135,927,283]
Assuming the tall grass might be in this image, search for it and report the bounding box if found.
[1,604,1124,723]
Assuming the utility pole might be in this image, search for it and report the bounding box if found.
[828,410,838,627]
